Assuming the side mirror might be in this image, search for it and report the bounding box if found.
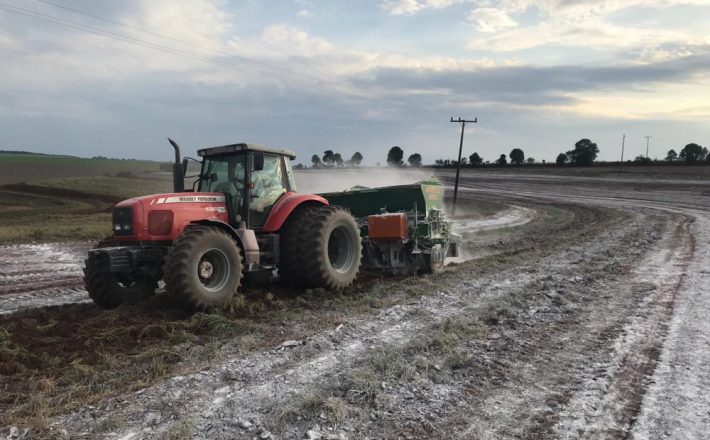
[182,158,189,175]
[253,151,265,171]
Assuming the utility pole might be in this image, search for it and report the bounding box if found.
[645,135,652,159]
[450,116,477,216]
[620,134,626,171]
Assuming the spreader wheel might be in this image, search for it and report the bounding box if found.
[423,244,446,274]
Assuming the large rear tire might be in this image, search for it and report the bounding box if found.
[164,225,243,311]
[278,205,314,288]
[299,206,361,290]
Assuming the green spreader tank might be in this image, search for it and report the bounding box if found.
[320,177,460,274]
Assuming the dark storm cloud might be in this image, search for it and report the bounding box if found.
[350,52,710,105]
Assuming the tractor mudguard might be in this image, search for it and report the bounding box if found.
[262,192,329,233]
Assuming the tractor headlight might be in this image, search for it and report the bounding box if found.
[112,207,134,236]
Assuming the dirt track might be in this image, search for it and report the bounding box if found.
[1,170,709,439]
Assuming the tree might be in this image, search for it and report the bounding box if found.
[566,139,599,166]
[469,152,483,166]
[407,153,422,167]
[322,150,336,166]
[556,153,568,166]
[351,152,363,167]
[526,157,536,164]
[311,154,322,168]
[665,149,678,162]
[387,146,404,166]
[634,155,652,164]
[509,148,525,165]
[679,143,706,164]
[333,153,344,167]
[496,154,507,166]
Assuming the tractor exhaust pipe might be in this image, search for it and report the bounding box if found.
[167,138,185,193]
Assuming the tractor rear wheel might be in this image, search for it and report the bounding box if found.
[278,205,313,288]
[83,261,156,309]
[164,225,243,311]
[299,206,361,290]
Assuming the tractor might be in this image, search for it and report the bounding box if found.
[84,140,459,310]
[84,140,361,310]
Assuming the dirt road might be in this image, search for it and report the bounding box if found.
[1,170,709,439]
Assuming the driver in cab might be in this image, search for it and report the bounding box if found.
[251,158,286,212]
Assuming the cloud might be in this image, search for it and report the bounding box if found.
[468,8,517,33]
[381,0,462,15]
[350,51,710,107]
[296,9,312,18]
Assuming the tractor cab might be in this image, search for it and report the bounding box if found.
[195,143,298,230]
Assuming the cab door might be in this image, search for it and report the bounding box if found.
[248,153,289,229]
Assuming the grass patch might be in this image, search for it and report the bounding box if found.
[0,302,271,431]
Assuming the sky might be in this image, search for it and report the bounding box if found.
[0,0,709,165]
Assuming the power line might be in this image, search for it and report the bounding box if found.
[0,4,299,82]
[644,135,652,159]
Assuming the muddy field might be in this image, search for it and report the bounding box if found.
[1,169,709,439]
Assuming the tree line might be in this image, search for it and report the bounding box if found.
[302,146,425,169]
[433,139,710,168]
[298,140,709,170]
[309,150,364,168]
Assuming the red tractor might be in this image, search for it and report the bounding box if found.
[83,140,362,310]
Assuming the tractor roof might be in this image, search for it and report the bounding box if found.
[197,143,296,159]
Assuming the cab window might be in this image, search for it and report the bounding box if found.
[250,154,288,227]
[199,155,246,194]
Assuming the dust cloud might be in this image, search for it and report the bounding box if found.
[294,167,433,194]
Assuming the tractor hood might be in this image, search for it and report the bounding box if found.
[113,192,229,241]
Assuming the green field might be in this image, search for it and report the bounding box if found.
[0,153,166,186]
[0,176,173,244]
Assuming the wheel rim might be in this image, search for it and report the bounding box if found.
[197,248,231,292]
[431,244,445,269]
[115,275,138,289]
[328,225,356,274]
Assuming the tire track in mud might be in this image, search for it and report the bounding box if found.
[0,242,92,315]
[551,217,694,439]
[629,212,710,440]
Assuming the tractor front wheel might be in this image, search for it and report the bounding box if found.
[164,225,243,311]
[300,206,361,290]
[83,264,156,309]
